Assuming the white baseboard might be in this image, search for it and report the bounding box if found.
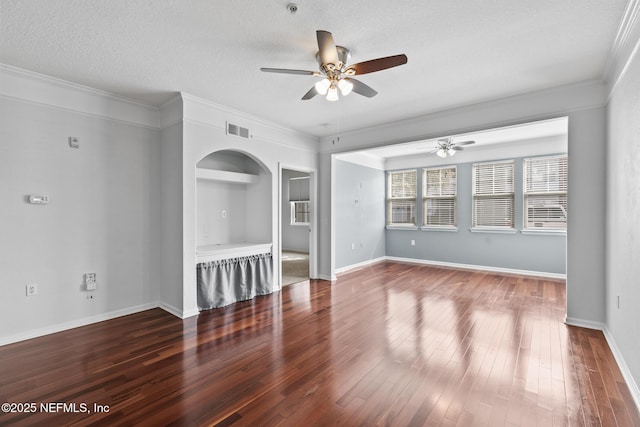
[564,317,640,414]
[564,317,606,330]
[335,256,386,274]
[157,302,199,319]
[603,327,640,413]
[317,274,337,281]
[0,302,158,346]
[384,256,566,280]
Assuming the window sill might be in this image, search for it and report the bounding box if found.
[290,223,310,227]
[420,226,459,232]
[521,229,566,236]
[386,225,419,231]
[469,227,517,234]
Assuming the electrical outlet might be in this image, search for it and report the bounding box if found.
[221,210,228,219]
[411,240,416,246]
[26,284,38,296]
[84,273,96,291]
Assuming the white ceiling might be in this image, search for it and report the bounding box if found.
[0,0,627,137]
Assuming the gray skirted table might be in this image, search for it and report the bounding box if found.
[196,243,273,310]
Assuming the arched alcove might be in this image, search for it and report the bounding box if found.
[194,149,274,310]
[195,150,272,247]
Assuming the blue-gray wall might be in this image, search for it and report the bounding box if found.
[335,159,385,269]
[386,155,566,275]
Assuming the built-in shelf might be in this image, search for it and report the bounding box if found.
[196,243,272,264]
[196,168,258,184]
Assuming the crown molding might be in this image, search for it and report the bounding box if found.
[180,92,319,153]
[0,64,160,129]
[604,0,640,98]
[319,80,606,154]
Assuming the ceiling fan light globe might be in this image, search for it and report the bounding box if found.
[315,79,331,95]
[338,79,353,96]
[326,86,339,101]
[447,148,456,156]
[436,149,447,158]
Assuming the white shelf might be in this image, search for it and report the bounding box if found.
[196,243,272,264]
[196,168,258,184]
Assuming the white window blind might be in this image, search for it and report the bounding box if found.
[472,160,515,228]
[290,201,310,225]
[387,170,417,225]
[523,155,568,230]
[423,167,456,227]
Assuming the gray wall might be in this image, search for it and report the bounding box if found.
[606,38,640,392]
[0,96,159,339]
[335,159,385,269]
[281,169,310,252]
[386,156,566,275]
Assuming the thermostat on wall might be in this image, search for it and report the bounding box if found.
[28,195,50,204]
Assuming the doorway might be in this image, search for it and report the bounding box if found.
[281,168,311,286]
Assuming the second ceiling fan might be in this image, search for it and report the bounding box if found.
[260,30,408,101]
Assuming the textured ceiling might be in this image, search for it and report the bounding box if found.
[0,0,627,137]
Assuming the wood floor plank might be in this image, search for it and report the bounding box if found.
[0,261,638,426]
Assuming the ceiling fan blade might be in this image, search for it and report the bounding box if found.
[345,54,407,75]
[317,30,339,66]
[260,67,320,76]
[451,146,464,151]
[454,140,475,146]
[346,78,378,98]
[301,86,318,100]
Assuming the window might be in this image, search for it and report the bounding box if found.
[289,176,309,225]
[523,155,568,230]
[290,201,310,225]
[387,170,417,226]
[423,166,457,227]
[472,160,515,228]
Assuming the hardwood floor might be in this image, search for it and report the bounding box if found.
[1,261,638,426]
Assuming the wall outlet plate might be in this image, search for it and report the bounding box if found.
[26,284,37,296]
[84,273,97,291]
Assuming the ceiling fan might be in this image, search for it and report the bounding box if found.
[431,138,476,158]
[260,30,408,101]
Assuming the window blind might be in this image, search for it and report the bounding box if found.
[523,155,567,229]
[472,161,514,228]
[387,170,417,225]
[423,167,456,227]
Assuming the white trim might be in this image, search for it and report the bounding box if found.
[520,229,566,236]
[603,327,640,413]
[0,302,158,346]
[181,92,319,153]
[386,225,419,231]
[604,0,640,99]
[469,227,518,234]
[1,94,159,131]
[0,64,159,129]
[278,163,318,285]
[158,302,184,319]
[335,256,386,274]
[564,317,640,413]
[563,317,606,330]
[318,80,606,153]
[318,274,337,281]
[420,226,459,232]
[158,302,199,319]
[385,256,566,280]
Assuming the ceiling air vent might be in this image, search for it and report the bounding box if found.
[226,122,250,138]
